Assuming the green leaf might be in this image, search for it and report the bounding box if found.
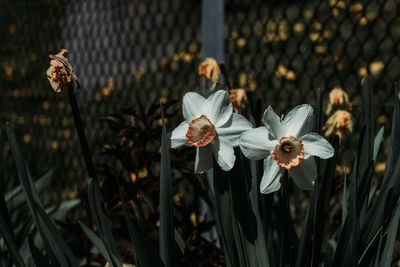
[357,226,382,265]
[373,127,384,161]
[5,169,55,209]
[6,125,77,267]
[380,197,400,267]
[333,158,359,266]
[373,232,383,267]
[116,177,164,267]
[174,229,186,255]
[50,199,80,222]
[79,221,121,266]
[295,182,317,267]
[361,188,395,255]
[32,200,79,267]
[213,160,236,267]
[360,75,374,175]
[382,83,400,189]
[249,158,270,267]
[28,234,50,266]
[159,102,175,267]
[342,174,347,228]
[316,88,322,134]
[88,179,121,267]
[295,87,323,267]
[311,137,339,266]
[345,160,359,267]
[0,193,26,267]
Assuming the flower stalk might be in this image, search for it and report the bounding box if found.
[67,83,98,180]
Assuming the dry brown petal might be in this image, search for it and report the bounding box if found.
[229,88,248,112]
[323,110,353,141]
[46,49,78,93]
[198,57,221,90]
[326,87,351,114]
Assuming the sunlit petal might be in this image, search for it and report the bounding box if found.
[260,156,283,194]
[217,113,253,147]
[262,106,286,139]
[240,127,278,160]
[283,104,314,137]
[204,90,233,127]
[301,133,334,159]
[170,121,189,148]
[182,92,206,122]
[211,139,236,171]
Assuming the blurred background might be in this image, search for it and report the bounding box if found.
[0,0,399,199]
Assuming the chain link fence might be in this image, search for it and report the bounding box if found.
[0,0,399,197]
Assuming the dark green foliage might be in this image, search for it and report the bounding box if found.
[7,125,78,266]
[28,234,51,266]
[79,221,121,267]
[116,170,164,267]
[0,193,25,267]
[86,178,121,267]
[159,102,175,267]
[1,77,400,267]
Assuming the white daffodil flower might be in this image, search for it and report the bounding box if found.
[170,90,252,173]
[239,104,334,194]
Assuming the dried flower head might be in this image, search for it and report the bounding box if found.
[326,87,350,114]
[46,49,78,93]
[198,57,221,90]
[229,88,248,112]
[323,110,353,140]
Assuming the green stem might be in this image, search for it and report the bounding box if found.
[67,84,97,180]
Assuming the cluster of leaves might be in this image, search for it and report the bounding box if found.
[81,97,225,266]
[0,76,400,267]
[206,77,400,267]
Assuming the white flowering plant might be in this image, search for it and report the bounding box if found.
[163,75,400,267]
[2,52,400,267]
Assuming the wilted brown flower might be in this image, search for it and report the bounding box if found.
[198,57,221,90]
[46,49,78,93]
[229,88,248,112]
[326,87,351,114]
[323,110,353,140]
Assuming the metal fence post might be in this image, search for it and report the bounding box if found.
[201,0,224,190]
[201,0,224,97]
[201,0,224,245]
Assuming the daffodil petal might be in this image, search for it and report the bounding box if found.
[217,113,253,147]
[283,104,314,137]
[182,92,206,122]
[240,127,278,160]
[204,90,233,127]
[289,157,316,190]
[262,106,286,139]
[260,156,283,194]
[211,139,236,171]
[301,133,334,159]
[170,121,189,148]
[195,146,213,173]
